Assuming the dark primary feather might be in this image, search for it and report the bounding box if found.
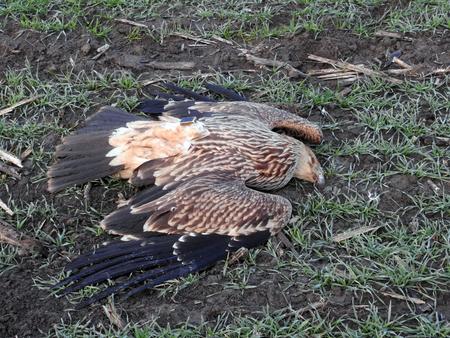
[56,231,270,307]
[205,83,247,101]
[162,82,214,102]
[138,83,246,116]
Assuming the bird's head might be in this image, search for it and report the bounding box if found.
[294,143,325,186]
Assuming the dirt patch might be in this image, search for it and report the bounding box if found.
[2,18,448,82]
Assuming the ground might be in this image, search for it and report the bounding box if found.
[0,0,449,337]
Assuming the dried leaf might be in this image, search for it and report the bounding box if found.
[332,226,381,242]
[0,149,22,168]
[0,95,41,116]
[381,292,426,305]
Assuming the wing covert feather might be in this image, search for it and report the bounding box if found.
[127,175,292,236]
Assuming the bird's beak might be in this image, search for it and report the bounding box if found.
[315,172,325,187]
[294,167,325,186]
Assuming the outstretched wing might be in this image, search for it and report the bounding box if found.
[102,174,292,238]
[139,83,323,144]
[58,174,292,306]
[47,106,210,192]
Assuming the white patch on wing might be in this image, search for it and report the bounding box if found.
[111,127,130,136]
[107,118,209,178]
[106,146,123,158]
[121,234,141,241]
[182,140,191,152]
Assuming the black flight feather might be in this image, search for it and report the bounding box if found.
[162,83,215,102]
[205,83,247,101]
[57,231,270,307]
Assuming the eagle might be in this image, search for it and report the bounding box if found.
[48,83,324,306]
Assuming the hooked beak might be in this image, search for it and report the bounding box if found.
[315,172,325,186]
[294,167,325,186]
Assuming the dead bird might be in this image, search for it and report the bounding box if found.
[48,83,324,306]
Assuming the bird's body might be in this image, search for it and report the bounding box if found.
[132,114,302,190]
[48,84,324,306]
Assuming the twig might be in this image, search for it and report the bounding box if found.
[140,78,164,87]
[279,301,327,320]
[144,61,196,70]
[171,32,216,45]
[317,73,358,80]
[426,179,440,194]
[308,68,345,75]
[386,68,413,75]
[297,301,327,315]
[20,148,32,160]
[425,66,450,77]
[84,182,92,206]
[0,219,42,255]
[212,35,234,45]
[392,57,412,69]
[0,149,23,168]
[381,291,426,305]
[307,54,402,84]
[92,44,110,60]
[240,49,308,78]
[0,198,14,216]
[338,86,354,97]
[277,231,301,260]
[0,95,41,116]
[0,162,21,179]
[332,225,381,242]
[228,247,249,265]
[435,136,450,145]
[114,18,148,29]
[374,30,413,42]
[102,302,125,329]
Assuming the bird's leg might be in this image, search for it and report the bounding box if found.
[228,247,249,265]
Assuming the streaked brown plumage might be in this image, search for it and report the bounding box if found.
[48,84,324,306]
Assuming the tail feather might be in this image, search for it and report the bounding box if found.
[82,107,144,129]
[56,231,270,307]
[55,140,113,157]
[123,265,193,299]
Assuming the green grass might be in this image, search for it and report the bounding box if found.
[0,244,19,274]
[46,304,450,337]
[1,0,449,38]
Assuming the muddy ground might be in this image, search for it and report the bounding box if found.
[1,2,449,337]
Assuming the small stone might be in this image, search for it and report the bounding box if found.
[80,42,91,55]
